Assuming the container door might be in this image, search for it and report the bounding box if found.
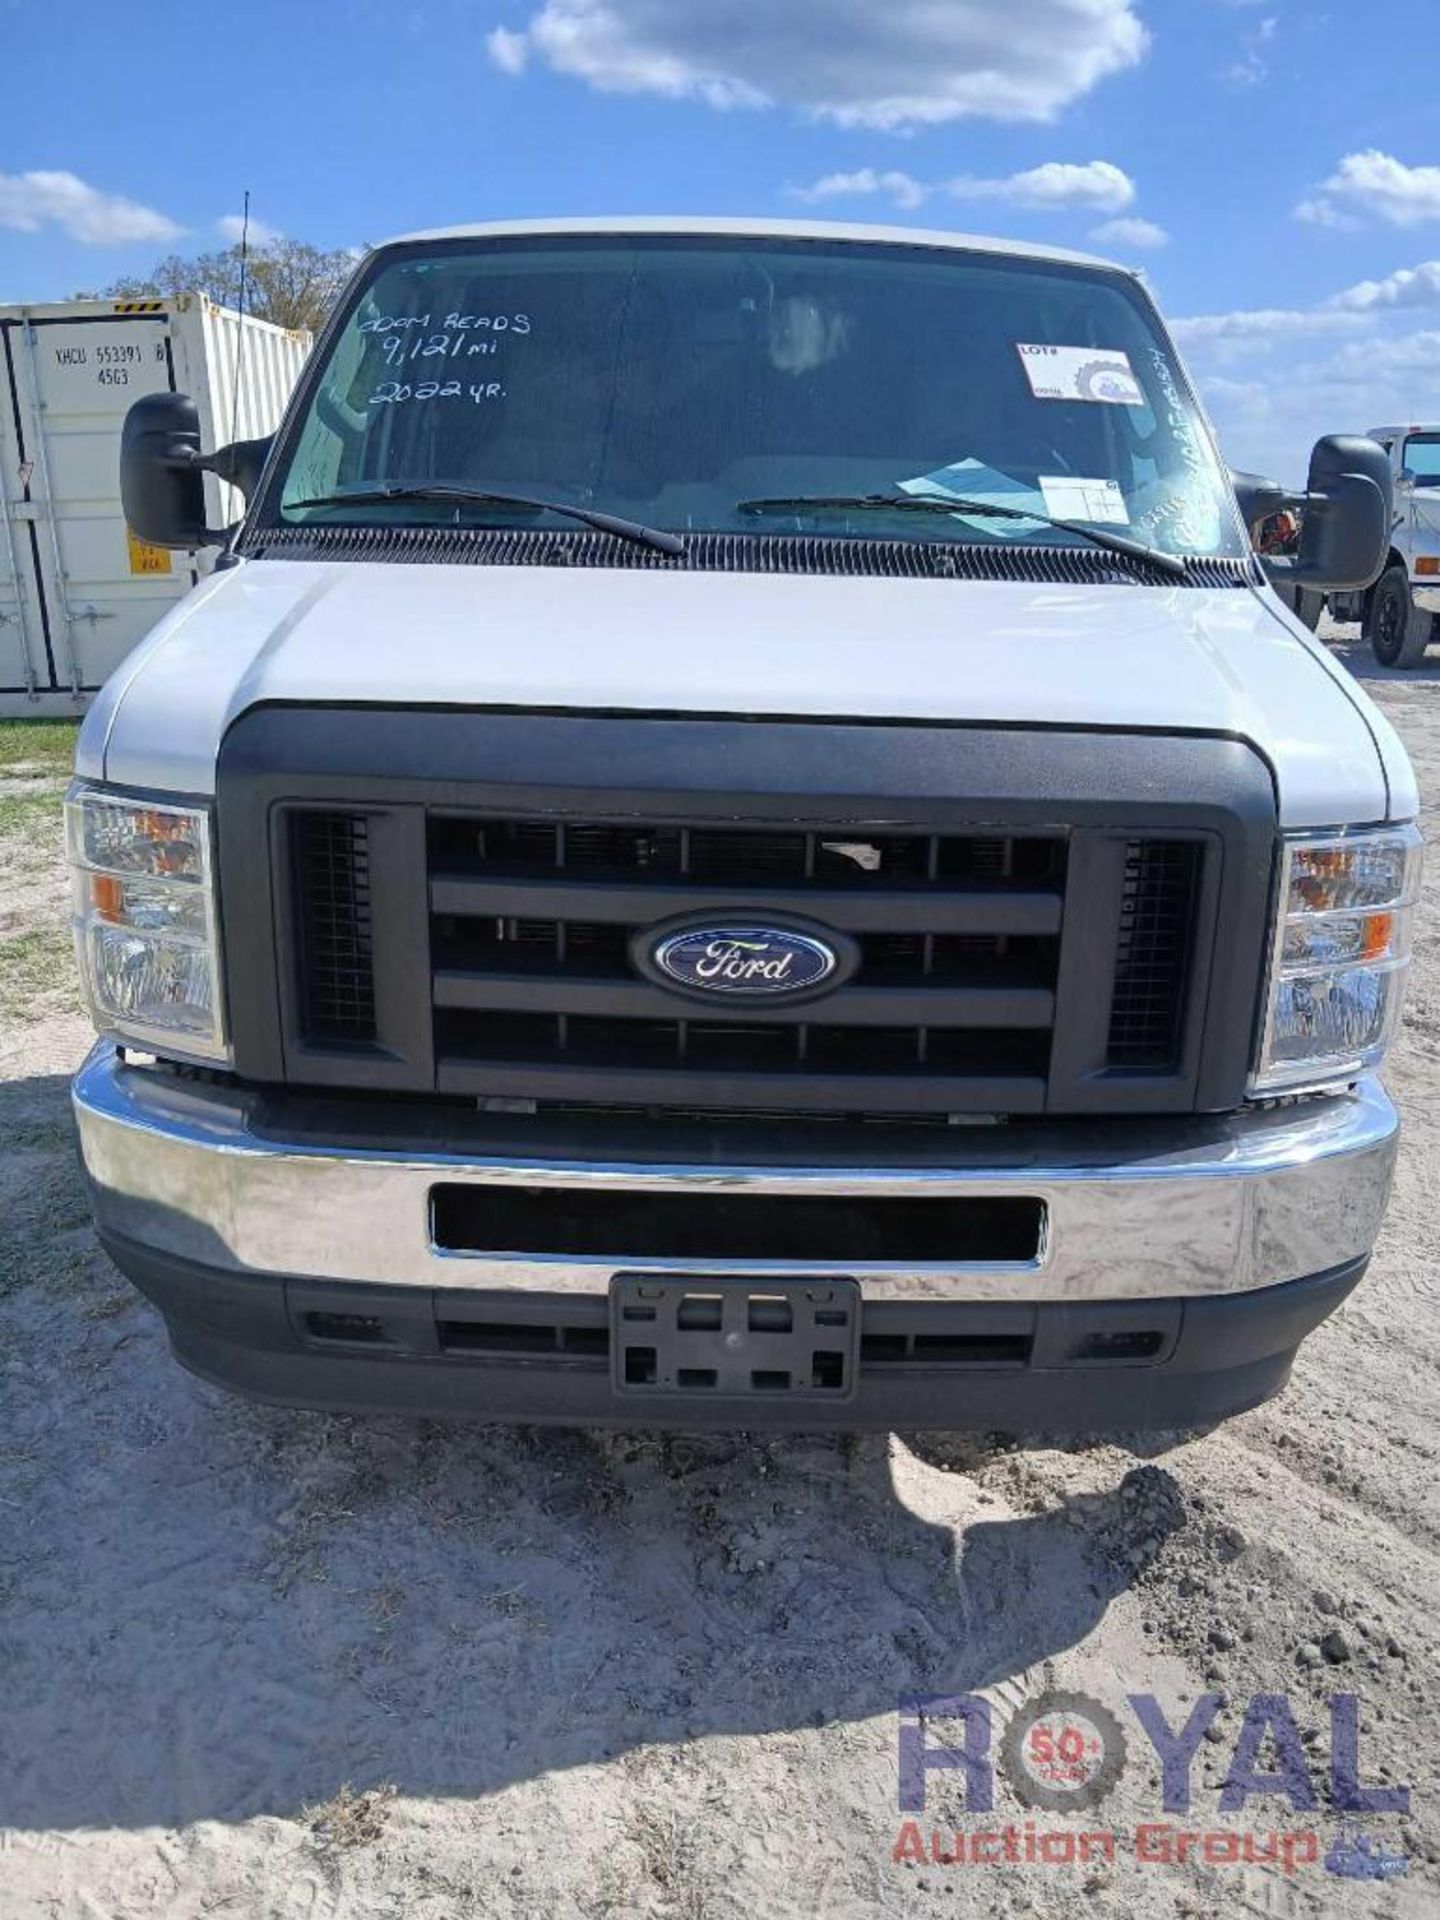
[10,311,198,692]
[0,320,51,694]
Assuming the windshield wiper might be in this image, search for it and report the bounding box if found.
[285,483,685,557]
[737,492,1189,580]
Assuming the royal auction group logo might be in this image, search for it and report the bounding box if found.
[893,1688,1411,1882]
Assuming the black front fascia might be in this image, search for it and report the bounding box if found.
[216,705,1277,1116]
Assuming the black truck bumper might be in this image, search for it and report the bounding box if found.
[101,1229,1366,1436]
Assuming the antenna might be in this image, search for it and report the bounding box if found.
[228,189,251,454]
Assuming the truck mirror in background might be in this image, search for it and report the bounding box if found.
[120,392,216,549]
[1235,435,1392,595]
[120,392,276,551]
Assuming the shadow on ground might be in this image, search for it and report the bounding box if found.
[0,1069,1185,1832]
[1323,631,1440,685]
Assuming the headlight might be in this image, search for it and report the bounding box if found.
[1252,824,1422,1094]
[65,786,228,1063]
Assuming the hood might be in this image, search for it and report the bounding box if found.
[82,558,1412,826]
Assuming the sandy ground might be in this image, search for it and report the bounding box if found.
[2,629,1439,1918]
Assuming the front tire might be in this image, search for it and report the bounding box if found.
[1368,565,1433,668]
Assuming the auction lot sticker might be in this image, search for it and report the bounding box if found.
[1000,1689,1128,1813]
[1017,344,1144,406]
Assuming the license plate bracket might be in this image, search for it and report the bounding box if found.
[611,1275,860,1400]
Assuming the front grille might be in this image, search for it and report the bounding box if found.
[425,816,1068,1112]
[1107,840,1202,1069]
[230,711,1272,1117]
[281,807,1215,1111]
[292,811,377,1042]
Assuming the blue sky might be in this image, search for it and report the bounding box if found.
[3,0,1438,478]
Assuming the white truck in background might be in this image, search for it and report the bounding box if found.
[0,296,309,715]
[1328,425,1440,668]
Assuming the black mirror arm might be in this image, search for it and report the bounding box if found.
[196,435,274,501]
[166,434,273,489]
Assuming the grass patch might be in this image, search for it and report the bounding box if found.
[306,1782,398,1852]
[0,721,71,845]
[0,720,78,779]
[0,788,65,842]
[0,927,80,1023]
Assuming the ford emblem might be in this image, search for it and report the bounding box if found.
[641,921,851,1000]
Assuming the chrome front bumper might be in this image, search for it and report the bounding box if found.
[73,1042,1399,1305]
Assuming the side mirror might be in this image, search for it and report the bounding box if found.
[120,392,275,550]
[1238,435,1392,595]
[121,392,216,549]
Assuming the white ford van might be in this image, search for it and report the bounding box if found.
[69,219,1418,1436]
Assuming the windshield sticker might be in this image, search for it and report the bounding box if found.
[900,459,1049,538]
[1017,344,1143,407]
[1039,476,1130,525]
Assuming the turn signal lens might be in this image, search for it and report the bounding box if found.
[1287,836,1419,914]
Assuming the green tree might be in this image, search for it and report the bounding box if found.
[101,238,357,333]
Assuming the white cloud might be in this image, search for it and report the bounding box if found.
[0,169,182,245]
[1222,12,1276,87]
[487,0,1148,130]
[216,213,283,246]
[1194,330,1440,483]
[1298,151,1440,230]
[487,24,530,73]
[1176,257,1440,480]
[1321,331,1440,384]
[1173,259,1440,376]
[1329,260,1440,313]
[791,169,928,212]
[791,159,1136,217]
[948,160,1135,214]
[1090,215,1168,250]
[1170,307,1364,351]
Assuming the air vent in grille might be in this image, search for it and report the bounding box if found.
[293,811,377,1042]
[1106,840,1201,1070]
[427,818,1065,887]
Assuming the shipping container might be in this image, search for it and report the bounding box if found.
[0,294,310,715]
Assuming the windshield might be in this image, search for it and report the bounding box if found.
[1403,435,1440,487]
[269,235,1246,560]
